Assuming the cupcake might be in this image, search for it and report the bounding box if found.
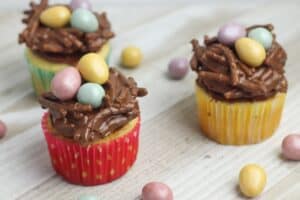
[19,0,114,96]
[190,23,287,145]
[39,53,147,185]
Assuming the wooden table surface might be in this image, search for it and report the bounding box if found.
[1,1,300,199]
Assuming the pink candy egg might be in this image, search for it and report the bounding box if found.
[142,182,173,200]
[51,67,82,101]
[282,134,300,160]
[0,120,7,139]
[217,22,246,45]
[70,0,92,11]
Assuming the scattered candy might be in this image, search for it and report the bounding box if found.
[168,57,189,79]
[51,67,82,101]
[40,6,71,28]
[78,194,98,200]
[121,46,143,68]
[239,164,267,198]
[71,8,99,33]
[248,27,273,50]
[282,134,300,160]
[77,53,109,84]
[70,0,92,11]
[0,120,7,139]
[217,22,246,45]
[235,37,266,67]
[142,182,173,200]
[77,83,105,108]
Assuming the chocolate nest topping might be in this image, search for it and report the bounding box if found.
[190,24,288,101]
[18,0,114,64]
[39,68,147,145]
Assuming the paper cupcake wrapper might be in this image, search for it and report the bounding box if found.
[195,85,286,145]
[25,43,111,97]
[42,112,140,186]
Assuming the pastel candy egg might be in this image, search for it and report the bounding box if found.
[51,67,82,101]
[168,57,189,79]
[40,6,71,28]
[0,120,7,139]
[70,0,92,11]
[78,195,98,200]
[282,134,300,160]
[71,8,99,33]
[142,182,173,200]
[77,83,105,108]
[239,164,267,198]
[217,23,246,45]
[248,27,273,50]
[77,53,109,84]
[235,37,266,67]
[121,46,143,68]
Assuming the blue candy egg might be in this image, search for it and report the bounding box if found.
[248,28,273,50]
[78,195,98,200]
[71,8,99,33]
[77,83,105,108]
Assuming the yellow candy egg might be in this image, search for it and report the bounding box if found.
[77,53,109,84]
[239,164,267,198]
[235,37,266,67]
[121,46,143,68]
[40,6,71,28]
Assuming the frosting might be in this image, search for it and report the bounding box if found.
[39,68,147,145]
[18,0,114,63]
[191,24,288,101]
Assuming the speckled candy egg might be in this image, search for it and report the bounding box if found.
[40,6,71,28]
[121,46,143,68]
[168,57,189,79]
[235,37,266,67]
[142,182,173,200]
[282,134,300,160]
[0,120,7,139]
[77,83,105,108]
[239,164,267,198]
[77,53,109,84]
[70,0,92,10]
[217,23,246,45]
[71,8,99,32]
[51,67,82,101]
[248,27,273,50]
[78,194,98,200]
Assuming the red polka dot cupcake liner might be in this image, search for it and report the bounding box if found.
[41,112,140,186]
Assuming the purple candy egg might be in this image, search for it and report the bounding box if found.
[142,182,173,200]
[217,22,246,45]
[51,67,82,101]
[70,0,92,11]
[168,57,189,80]
[282,134,300,161]
[0,120,7,139]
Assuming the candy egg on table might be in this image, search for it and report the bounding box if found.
[142,182,173,200]
[77,83,105,108]
[40,6,71,28]
[78,194,98,200]
[248,27,273,50]
[77,53,109,84]
[70,0,92,11]
[71,8,99,33]
[51,67,82,101]
[217,22,246,45]
[0,120,7,139]
[235,37,266,67]
[121,46,143,68]
[282,134,300,160]
[239,164,267,198]
[168,57,189,79]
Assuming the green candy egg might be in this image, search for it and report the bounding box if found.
[77,83,105,108]
[78,195,98,200]
[71,8,99,33]
[248,27,273,50]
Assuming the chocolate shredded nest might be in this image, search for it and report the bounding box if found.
[191,24,288,101]
[39,68,147,145]
[18,0,114,62]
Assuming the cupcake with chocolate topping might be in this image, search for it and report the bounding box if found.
[39,53,147,185]
[19,0,114,96]
[191,23,287,145]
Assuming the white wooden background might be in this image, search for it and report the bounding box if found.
[0,0,300,199]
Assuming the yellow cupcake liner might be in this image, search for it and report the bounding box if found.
[195,85,286,145]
